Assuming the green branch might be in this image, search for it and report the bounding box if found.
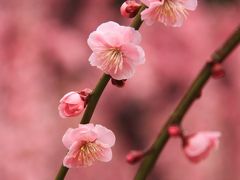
[134,25,240,180]
[81,73,111,124]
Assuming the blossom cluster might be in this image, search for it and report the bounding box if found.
[121,0,197,26]
[57,0,222,170]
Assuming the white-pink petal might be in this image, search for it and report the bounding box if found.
[121,44,145,65]
[183,131,221,163]
[97,147,113,162]
[60,91,81,104]
[96,21,120,32]
[141,0,160,7]
[183,0,198,11]
[141,2,163,26]
[94,124,116,147]
[119,26,142,44]
[62,128,75,149]
[87,33,109,51]
[62,124,96,149]
[110,62,135,80]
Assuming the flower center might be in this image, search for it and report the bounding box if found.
[101,47,124,74]
[156,0,188,25]
[77,141,103,166]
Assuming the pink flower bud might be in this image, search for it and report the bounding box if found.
[211,63,225,79]
[183,131,221,163]
[120,1,141,18]
[168,125,182,137]
[58,89,92,118]
[126,150,144,164]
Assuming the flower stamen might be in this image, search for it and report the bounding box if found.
[77,141,104,166]
[157,0,188,25]
[101,47,124,74]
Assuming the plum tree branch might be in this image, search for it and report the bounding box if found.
[134,25,240,180]
[55,5,146,180]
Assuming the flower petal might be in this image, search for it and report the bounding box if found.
[184,131,221,163]
[60,92,81,104]
[183,0,198,11]
[94,124,116,147]
[62,128,75,149]
[62,124,96,149]
[96,21,120,32]
[141,0,160,7]
[141,2,162,26]
[87,32,110,51]
[89,53,104,67]
[119,26,142,44]
[171,13,185,27]
[63,141,85,168]
[98,147,113,162]
[121,44,145,65]
[110,62,135,80]
[58,103,67,118]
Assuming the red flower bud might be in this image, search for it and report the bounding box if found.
[126,150,144,164]
[211,63,225,79]
[120,1,141,18]
[168,125,182,137]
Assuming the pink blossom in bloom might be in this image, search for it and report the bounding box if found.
[183,131,221,163]
[58,89,92,118]
[140,0,197,26]
[62,124,116,168]
[87,21,145,80]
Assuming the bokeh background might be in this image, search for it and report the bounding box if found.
[0,0,240,179]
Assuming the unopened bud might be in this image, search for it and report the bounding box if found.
[168,125,182,137]
[120,1,141,18]
[126,150,144,164]
[211,63,225,79]
[111,78,127,88]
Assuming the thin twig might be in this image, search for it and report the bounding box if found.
[134,25,240,180]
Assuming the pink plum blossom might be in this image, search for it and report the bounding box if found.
[58,89,92,118]
[87,21,145,80]
[140,0,197,26]
[183,131,221,163]
[62,123,116,168]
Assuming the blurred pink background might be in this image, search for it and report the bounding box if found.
[0,0,240,179]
